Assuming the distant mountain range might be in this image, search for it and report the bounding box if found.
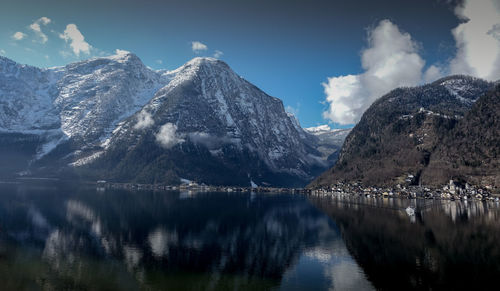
[304,125,351,163]
[310,76,499,190]
[0,53,348,187]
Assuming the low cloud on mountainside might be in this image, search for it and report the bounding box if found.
[155,123,185,149]
[323,0,500,125]
[134,111,155,130]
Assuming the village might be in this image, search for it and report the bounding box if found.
[96,180,302,194]
[96,177,498,202]
[308,179,498,202]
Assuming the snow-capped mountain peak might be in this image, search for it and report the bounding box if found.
[305,124,332,134]
[0,53,330,187]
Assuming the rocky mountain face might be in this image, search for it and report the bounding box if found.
[0,53,328,187]
[421,84,500,188]
[309,75,497,188]
[80,57,327,186]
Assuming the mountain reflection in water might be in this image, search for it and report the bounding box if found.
[0,183,373,291]
[310,194,500,291]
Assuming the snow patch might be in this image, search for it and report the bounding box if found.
[305,124,332,133]
[69,151,104,167]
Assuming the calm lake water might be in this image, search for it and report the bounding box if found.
[0,182,499,290]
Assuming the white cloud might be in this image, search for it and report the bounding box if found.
[191,41,208,53]
[12,31,26,40]
[29,23,41,32]
[115,49,130,55]
[0,49,5,55]
[38,17,51,26]
[29,17,51,43]
[155,123,184,149]
[134,111,154,130]
[449,0,500,80]
[59,24,91,56]
[323,20,425,124]
[155,59,163,65]
[213,50,224,58]
[423,65,444,83]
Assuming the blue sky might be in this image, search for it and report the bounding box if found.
[1,0,499,128]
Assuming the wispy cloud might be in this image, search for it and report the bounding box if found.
[114,49,129,55]
[191,41,208,53]
[29,17,51,43]
[0,49,5,55]
[213,50,224,58]
[59,24,92,56]
[12,31,26,40]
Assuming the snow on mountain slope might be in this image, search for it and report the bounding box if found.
[0,54,329,186]
[1,52,163,137]
[54,52,164,143]
[439,75,491,104]
[305,124,351,136]
[0,56,62,132]
[0,52,168,159]
[101,57,324,184]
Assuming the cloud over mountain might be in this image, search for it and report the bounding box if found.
[191,41,208,53]
[60,24,92,56]
[323,0,500,125]
[323,20,425,124]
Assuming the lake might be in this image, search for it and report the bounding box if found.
[0,182,499,290]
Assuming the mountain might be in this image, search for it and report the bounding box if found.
[0,52,164,177]
[304,125,351,163]
[0,53,161,142]
[0,53,327,187]
[421,84,500,188]
[81,58,326,187]
[309,75,496,188]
